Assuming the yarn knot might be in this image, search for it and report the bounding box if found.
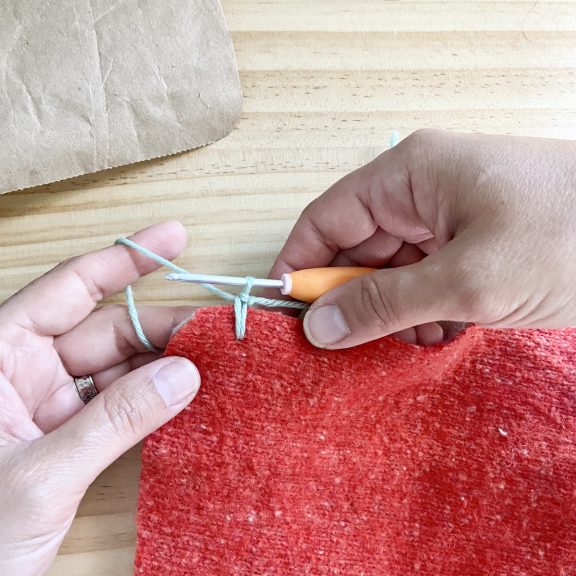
[234,277,256,340]
[237,292,258,306]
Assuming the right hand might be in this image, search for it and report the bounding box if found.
[271,130,576,348]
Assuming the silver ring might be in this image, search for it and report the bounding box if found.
[74,375,98,404]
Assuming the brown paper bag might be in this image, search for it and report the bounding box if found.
[0,0,242,194]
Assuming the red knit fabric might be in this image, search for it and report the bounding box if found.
[135,307,576,576]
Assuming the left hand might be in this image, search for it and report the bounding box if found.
[0,222,200,576]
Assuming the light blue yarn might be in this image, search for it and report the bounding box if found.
[389,130,400,149]
[234,277,256,340]
[124,285,160,353]
[115,237,308,346]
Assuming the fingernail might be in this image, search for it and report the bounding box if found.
[154,358,201,407]
[304,304,350,348]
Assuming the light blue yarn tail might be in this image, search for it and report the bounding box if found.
[115,237,308,347]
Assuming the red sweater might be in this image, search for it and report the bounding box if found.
[136,307,576,575]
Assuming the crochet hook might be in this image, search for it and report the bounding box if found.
[165,267,376,304]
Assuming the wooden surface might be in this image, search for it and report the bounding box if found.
[0,1,575,574]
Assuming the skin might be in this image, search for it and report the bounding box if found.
[0,222,200,576]
[3,131,576,574]
[271,130,576,348]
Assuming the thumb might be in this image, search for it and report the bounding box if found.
[40,357,200,489]
[303,256,457,349]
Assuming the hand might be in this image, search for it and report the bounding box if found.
[0,222,200,576]
[271,130,576,348]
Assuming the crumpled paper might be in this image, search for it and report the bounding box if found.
[0,0,242,194]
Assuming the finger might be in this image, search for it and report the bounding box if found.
[330,228,403,268]
[92,353,160,391]
[269,142,432,280]
[388,244,446,344]
[392,327,417,345]
[34,357,201,489]
[55,305,196,376]
[0,221,187,336]
[33,352,163,434]
[270,175,379,278]
[414,322,445,346]
[387,242,426,267]
[391,323,445,346]
[36,305,195,432]
[302,241,465,349]
[306,234,445,345]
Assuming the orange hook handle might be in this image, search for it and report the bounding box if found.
[282,267,376,303]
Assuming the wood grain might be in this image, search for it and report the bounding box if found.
[0,1,573,574]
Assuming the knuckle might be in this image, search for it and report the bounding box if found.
[402,129,451,168]
[70,267,105,302]
[53,255,79,271]
[101,304,137,355]
[301,196,322,220]
[406,128,446,149]
[54,255,106,302]
[357,275,398,331]
[398,129,450,187]
[114,320,139,357]
[102,388,148,437]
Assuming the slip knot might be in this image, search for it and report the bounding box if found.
[234,277,257,340]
